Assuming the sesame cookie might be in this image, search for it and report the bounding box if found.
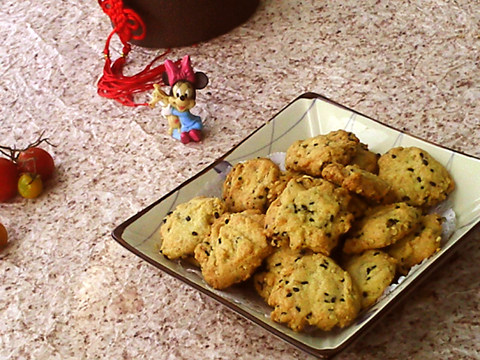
[343,202,422,254]
[387,213,443,275]
[378,147,455,207]
[350,143,380,174]
[194,210,272,289]
[268,253,361,332]
[223,158,281,213]
[253,247,308,302]
[266,170,304,205]
[285,130,360,176]
[265,176,354,255]
[321,163,392,203]
[343,250,397,309]
[160,196,226,260]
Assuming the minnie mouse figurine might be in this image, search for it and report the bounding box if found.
[149,55,209,144]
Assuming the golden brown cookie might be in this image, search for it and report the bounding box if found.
[350,143,380,174]
[268,253,361,332]
[160,196,226,260]
[343,250,397,309]
[266,170,304,205]
[253,247,308,302]
[321,163,392,203]
[265,176,354,255]
[343,202,422,254]
[285,130,360,176]
[222,158,281,213]
[194,210,272,289]
[378,147,455,207]
[387,213,443,275]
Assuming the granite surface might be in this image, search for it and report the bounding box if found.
[0,0,479,359]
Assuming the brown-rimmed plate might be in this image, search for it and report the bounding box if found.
[112,93,480,359]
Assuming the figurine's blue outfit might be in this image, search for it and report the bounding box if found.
[171,108,203,140]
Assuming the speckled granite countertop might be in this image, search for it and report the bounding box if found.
[1,1,479,359]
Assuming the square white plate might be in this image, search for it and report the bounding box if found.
[112,93,480,359]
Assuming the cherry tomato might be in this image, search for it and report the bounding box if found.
[0,223,7,249]
[17,173,43,199]
[0,158,18,202]
[17,147,55,181]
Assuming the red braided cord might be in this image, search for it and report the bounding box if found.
[97,0,171,107]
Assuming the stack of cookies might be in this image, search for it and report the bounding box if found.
[159,130,455,333]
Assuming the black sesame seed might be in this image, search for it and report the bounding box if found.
[407,167,414,172]
[306,312,312,319]
[286,293,292,298]
[363,291,368,298]
[214,212,220,218]
[192,231,198,236]
[387,218,399,227]
[430,181,437,186]
[205,250,210,256]
[301,281,309,285]
[225,219,229,224]
[423,159,429,166]
[296,306,301,312]
[186,216,191,221]
[391,154,397,159]
[293,287,300,292]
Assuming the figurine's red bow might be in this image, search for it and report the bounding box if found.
[164,55,196,85]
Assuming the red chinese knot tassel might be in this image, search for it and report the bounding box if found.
[97,0,170,107]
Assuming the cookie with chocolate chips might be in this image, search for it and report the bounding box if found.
[321,163,392,203]
[387,213,443,275]
[194,210,272,289]
[265,176,354,255]
[378,147,455,207]
[343,250,397,309]
[285,130,360,177]
[223,157,281,213]
[268,253,361,332]
[343,202,422,254]
[160,196,226,260]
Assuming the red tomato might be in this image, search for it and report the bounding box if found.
[17,173,43,199]
[0,222,7,249]
[17,147,55,181]
[0,158,18,202]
